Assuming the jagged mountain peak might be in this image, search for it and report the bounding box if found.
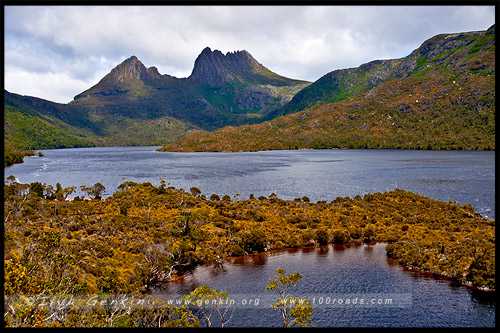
[146,66,161,77]
[72,55,153,103]
[191,47,258,70]
[106,55,149,82]
[198,47,251,57]
[123,55,140,63]
[71,47,307,108]
[188,47,298,86]
[199,46,214,55]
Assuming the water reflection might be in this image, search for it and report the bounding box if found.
[250,254,267,266]
[333,244,347,251]
[316,246,330,255]
[157,243,494,327]
[471,290,496,305]
[301,247,315,254]
[227,253,268,265]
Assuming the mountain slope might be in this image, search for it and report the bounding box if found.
[4,104,98,166]
[5,90,101,133]
[266,25,495,119]
[5,105,96,150]
[163,26,495,152]
[4,92,193,148]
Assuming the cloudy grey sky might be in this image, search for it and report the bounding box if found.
[5,6,495,103]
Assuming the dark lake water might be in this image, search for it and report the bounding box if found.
[4,147,496,326]
[157,244,495,327]
[5,146,495,218]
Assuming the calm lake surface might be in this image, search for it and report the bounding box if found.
[5,146,495,218]
[4,147,495,326]
[158,244,495,327]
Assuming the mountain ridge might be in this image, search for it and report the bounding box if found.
[163,25,495,152]
[72,48,308,107]
[266,26,494,120]
[189,47,307,87]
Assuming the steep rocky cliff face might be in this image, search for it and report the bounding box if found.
[189,48,254,85]
[102,55,153,82]
[189,47,305,87]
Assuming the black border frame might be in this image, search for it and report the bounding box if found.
[1,1,498,331]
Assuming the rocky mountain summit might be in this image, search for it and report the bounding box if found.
[189,47,304,87]
[190,48,255,85]
[69,47,309,126]
[105,55,155,82]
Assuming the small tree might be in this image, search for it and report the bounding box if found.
[332,229,350,244]
[159,177,168,193]
[6,175,16,184]
[117,180,138,192]
[80,183,106,200]
[362,224,376,243]
[29,182,45,197]
[315,228,330,245]
[266,268,312,327]
[190,187,202,196]
[210,193,220,201]
[43,184,56,200]
[55,183,76,201]
[183,285,233,327]
[178,211,192,236]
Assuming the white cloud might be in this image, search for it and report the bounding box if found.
[5,66,104,103]
[5,5,495,102]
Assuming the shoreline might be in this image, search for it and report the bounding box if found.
[166,241,496,294]
[159,146,496,154]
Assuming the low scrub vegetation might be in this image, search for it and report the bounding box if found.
[4,180,495,326]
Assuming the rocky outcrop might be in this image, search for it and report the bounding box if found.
[188,47,306,87]
[106,56,149,82]
[189,48,256,85]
